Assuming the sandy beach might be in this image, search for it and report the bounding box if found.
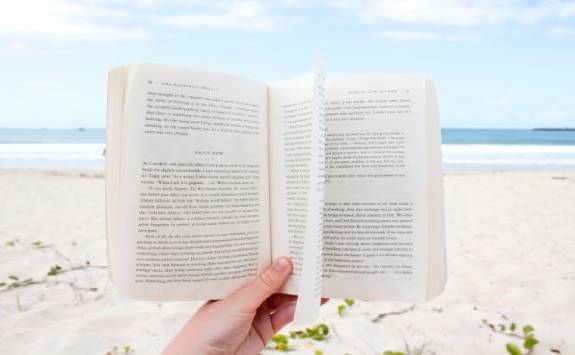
[0,169,574,355]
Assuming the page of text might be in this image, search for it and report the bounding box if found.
[322,76,429,301]
[269,66,325,324]
[111,64,270,301]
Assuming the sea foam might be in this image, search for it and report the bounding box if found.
[0,143,574,170]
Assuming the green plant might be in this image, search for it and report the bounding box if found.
[271,333,290,351]
[105,345,134,355]
[0,261,106,305]
[482,319,540,355]
[5,239,19,246]
[505,324,538,355]
[289,323,330,341]
[506,343,521,355]
[47,265,63,276]
[337,298,356,316]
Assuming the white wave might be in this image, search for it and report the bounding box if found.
[442,144,575,154]
[0,143,574,170]
[0,144,105,160]
[442,144,575,169]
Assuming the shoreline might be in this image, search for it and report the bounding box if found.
[3,167,575,175]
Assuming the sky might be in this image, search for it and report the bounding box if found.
[0,0,574,129]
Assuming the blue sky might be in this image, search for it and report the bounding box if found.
[1,0,574,129]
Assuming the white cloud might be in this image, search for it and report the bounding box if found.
[9,42,31,50]
[378,30,480,42]
[161,2,287,31]
[544,108,575,119]
[0,0,299,40]
[0,0,148,41]
[354,0,575,26]
[2,0,574,42]
[549,26,575,36]
[14,82,70,89]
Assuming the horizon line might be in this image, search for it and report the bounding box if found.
[1,126,574,131]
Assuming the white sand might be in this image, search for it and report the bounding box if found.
[0,170,574,355]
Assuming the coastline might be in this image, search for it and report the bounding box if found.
[0,169,574,354]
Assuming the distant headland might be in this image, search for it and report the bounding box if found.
[532,128,575,131]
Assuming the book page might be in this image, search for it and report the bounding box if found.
[107,63,270,301]
[322,76,436,301]
[268,64,326,325]
[424,79,447,299]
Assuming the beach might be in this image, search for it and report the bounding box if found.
[0,169,574,355]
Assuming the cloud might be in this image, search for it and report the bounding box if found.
[161,2,284,31]
[352,0,575,26]
[544,108,575,119]
[0,0,148,41]
[378,30,480,42]
[492,98,509,106]
[14,82,70,89]
[0,0,299,40]
[9,42,31,50]
[549,26,575,36]
[3,0,575,42]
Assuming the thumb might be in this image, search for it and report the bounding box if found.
[227,257,293,312]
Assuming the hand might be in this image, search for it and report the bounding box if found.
[162,256,316,355]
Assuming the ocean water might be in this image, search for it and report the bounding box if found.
[0,128,574,171]
[441,129,575,171]
[0,129,105,169]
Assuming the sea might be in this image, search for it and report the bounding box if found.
[0,128,574,171]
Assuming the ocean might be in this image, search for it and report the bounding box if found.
[0,128,574,171]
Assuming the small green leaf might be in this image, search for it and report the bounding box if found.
[315,351,324,355]
[276,342,289,351]
[272,334,288,344]
[8,275,18,281]
[32,241,42,246]
[383,352,405,355]
[290,330,305,338]
[5,239,17,246]
[337,304,346,316]
[318,323,329,335]
[123,345,133,353]
[47,265,63,276]
[506,343,522,355]
[313,334,325,341]
[524,336,539,350]
[510,323,516,331]
[306,326,318,336]
[344,298,355,306]
[522,325,534,334]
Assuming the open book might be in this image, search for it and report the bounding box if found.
[106,63,446,325]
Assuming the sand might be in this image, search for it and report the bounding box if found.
[0,169,574,355]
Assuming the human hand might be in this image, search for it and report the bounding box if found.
[162,256,323,355]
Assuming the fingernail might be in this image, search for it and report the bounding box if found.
[272,257,291,274]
